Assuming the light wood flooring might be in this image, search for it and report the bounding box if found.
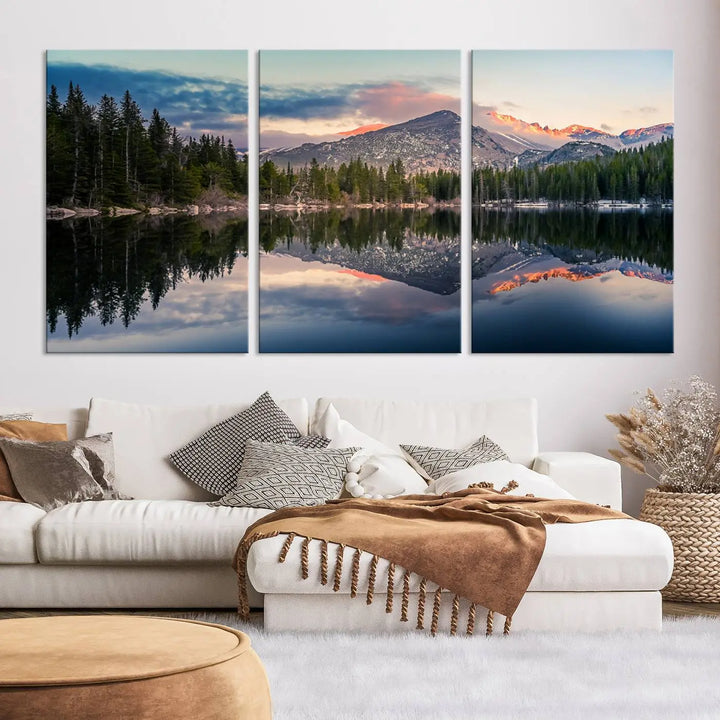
[1,603,718,621]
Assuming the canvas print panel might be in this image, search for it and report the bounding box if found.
[471,50,673,353]
[259,50,461,353]
[46,51,249,353]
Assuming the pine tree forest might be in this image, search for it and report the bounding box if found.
[46,83,248,209]
[259,157,460,205]
[472,138,673,205]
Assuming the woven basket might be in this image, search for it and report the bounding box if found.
[639,488,720,602]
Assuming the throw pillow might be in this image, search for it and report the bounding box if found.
[168,392,303,497]
[313,403,403,456]
[426,461,575,500]
[0,438,104,511]
[401,436,509,481]
[0,412,33,421]
[210,440,359,510]
[314,403,427,497]
[345,453,428,498]
[0,421,67,501]
[0,434,127,510]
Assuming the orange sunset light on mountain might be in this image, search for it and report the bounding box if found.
[338,268,389,283]
[337,123,389,137]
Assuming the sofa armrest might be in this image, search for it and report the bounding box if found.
[532,452,622,510]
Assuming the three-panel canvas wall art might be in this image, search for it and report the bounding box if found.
[46,50,674,354]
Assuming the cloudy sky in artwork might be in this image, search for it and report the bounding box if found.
[260,50,460,149]
[47,50,248,149]
[472,50,673,132]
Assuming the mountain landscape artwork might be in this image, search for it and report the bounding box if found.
[259,50,461,353]
[471,50,673,353]
[46,51,248,352]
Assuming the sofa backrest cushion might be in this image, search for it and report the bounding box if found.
[86,397,309,501]
[313,397,538,468]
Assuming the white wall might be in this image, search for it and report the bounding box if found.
[1,0,718,515]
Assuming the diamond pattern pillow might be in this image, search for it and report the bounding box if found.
[210,440,359,510]
[168,392,303,497]
[400,436,509,481]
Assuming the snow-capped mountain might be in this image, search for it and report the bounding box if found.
[477,111,673,152]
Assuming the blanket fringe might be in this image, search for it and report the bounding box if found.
[431,587,443,636]
[416,578,427,630]
[350,548,361,598]
[385,562,396,613]
[301,536,310,579]
[278,532,296,563]
[500,480,519,494]
[466,603,476,636]
[400,569,411,622]
[236,530,281,620]
[333,544,345,592]
[450,595,460,636]
[243,533,517,638]
[320,540,328,586]
[367,555,378,605]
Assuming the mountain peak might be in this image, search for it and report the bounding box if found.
[261,109,462,173]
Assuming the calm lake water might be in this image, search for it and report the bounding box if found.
[472,208,673,353]
[46,214,248,353]
[259,208,461,353]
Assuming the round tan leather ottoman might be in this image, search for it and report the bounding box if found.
[0,616,271,720]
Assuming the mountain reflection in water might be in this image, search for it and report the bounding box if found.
[259,208,461,353]
[472,208,673,353]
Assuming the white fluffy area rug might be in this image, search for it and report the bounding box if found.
[176,612,720,720]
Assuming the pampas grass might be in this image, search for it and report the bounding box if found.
[608,376,720,493]
[176,612,720,720]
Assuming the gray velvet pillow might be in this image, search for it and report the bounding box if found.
[0,438,104,510]
[0,433,128,510]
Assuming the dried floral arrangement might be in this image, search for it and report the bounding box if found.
[607,376,720,494]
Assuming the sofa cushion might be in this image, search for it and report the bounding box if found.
[313,398,538,467]
[0,502,46,564]
[85,397,309,501]
[35,500,272,565]
[247,519,674,594]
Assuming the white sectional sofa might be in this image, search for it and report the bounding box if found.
[0,396,673,633]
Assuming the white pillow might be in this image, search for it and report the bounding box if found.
[86,397,309,501]
[313,404,401,455]
[345,453,428,498]
[315,404,427,497]
[426,461,575,500]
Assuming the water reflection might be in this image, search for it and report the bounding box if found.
[260,208,460,353]
[46,214,248,353]
[472,208,673,353]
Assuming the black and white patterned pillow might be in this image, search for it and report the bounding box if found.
[0,412,33,421]
[210,440,358,510]
[400,436,509,481]
[168,392,303,497]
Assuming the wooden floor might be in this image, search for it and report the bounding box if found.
[1,603,718,621]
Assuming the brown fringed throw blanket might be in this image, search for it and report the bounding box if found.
[234,487,629,636]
